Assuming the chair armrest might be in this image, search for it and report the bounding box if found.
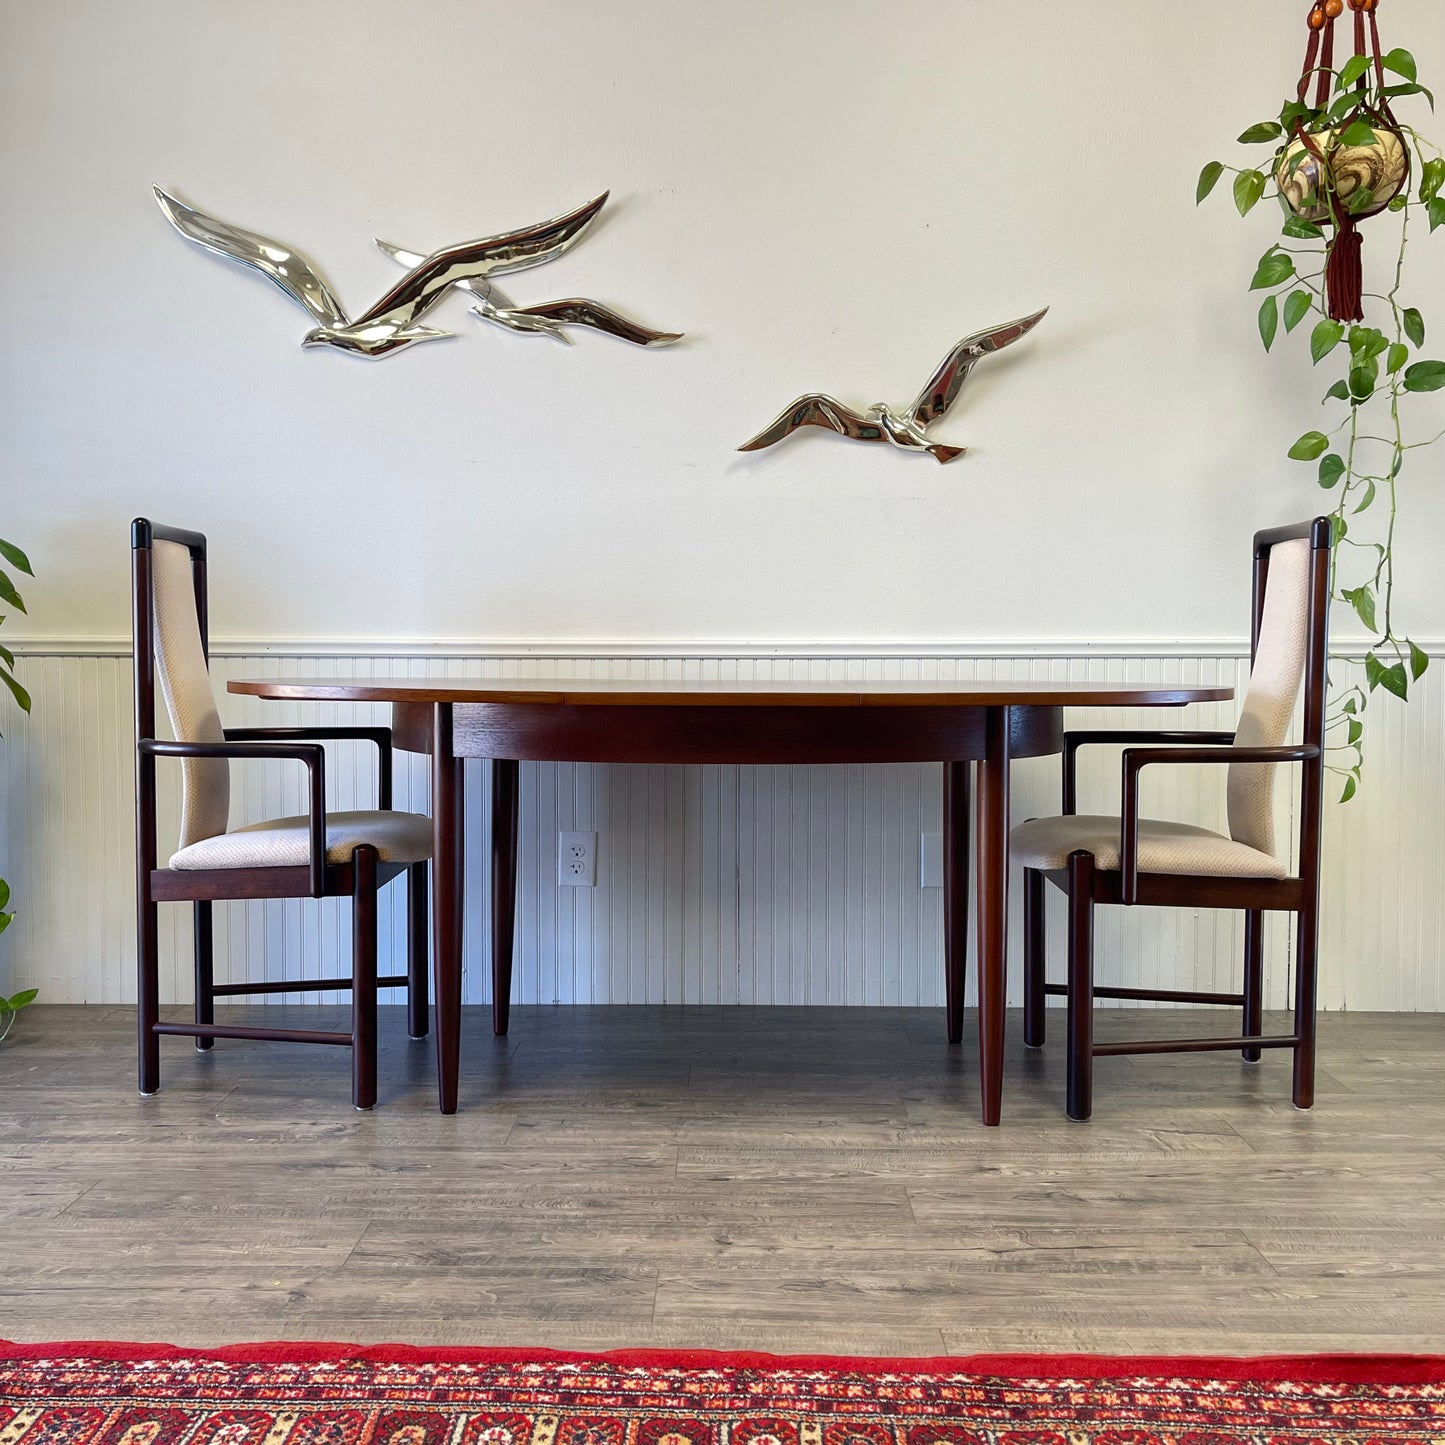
[1062,730,1235,814]
[1118,743,1320,904]
[225,725,392,808]
[139,738,328,897]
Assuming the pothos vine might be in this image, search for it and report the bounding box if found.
[1197,1,1444,802]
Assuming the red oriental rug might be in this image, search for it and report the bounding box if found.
[1,1343,1442,1444]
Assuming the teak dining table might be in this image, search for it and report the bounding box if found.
[227,677,1232,1122]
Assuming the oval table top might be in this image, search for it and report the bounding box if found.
[228,677,1235,709]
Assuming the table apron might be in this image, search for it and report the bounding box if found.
[392,701,1063,765]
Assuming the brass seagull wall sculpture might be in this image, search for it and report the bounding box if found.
[738,309,1048,464]
[153,187,660,359]
[374,241,682,347]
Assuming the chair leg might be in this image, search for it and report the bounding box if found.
[193,900,215,1052]
[137,894,160,1096]
[1023,868,1045,1049]
[1242,909,1264,1063]
[406,861,429,1039]
[352,845,379,1111]
[1291,904,1319,1110]
[1065,851,1095,1122]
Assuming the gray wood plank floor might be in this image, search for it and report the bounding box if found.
[2,1004,1441,1354]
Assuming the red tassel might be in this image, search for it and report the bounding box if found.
[1325,218,1364,322]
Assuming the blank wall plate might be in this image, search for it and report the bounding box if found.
[558,830,598,887]
[919,832,943,889]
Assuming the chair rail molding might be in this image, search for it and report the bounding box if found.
[1,638,1440,1013]
[10,633,1441,660]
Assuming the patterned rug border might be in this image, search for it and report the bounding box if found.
[3,1340,1442,1386]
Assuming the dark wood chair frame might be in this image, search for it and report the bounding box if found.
[1020,518,1331,1121]
[132,520,429,1110]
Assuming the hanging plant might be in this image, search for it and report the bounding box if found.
[1196,0,1444,801]
[0,536,35,1037]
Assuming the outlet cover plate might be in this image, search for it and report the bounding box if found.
[558,830,598,887]
[919,832,943,889]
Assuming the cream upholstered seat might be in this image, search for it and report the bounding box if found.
[171,810,432,870]
[134,521,432,1111]
[1012,521,1330,1123]
[1010,814,1287,879]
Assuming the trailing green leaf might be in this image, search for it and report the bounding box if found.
[1238,122,1284,145]
[1288,430,1330,461]
[1383,49,1418,84]
[1324,379,1351,402]
[1404,308,1426,347]
[1233,169,1266,216]
[1337,54,1372,91]
[1422,157,1445,204]
[1250,249,1295,290]
[1337,118,1377,148]
[1317,452,1345,488]
[1342,585,1377,632]
[1386,342,1410,374]
[1283,289,1313,332]
[1327,90,1360,123]
[1282,214,1324,240]
[1409,642,1430,680]
[1365,652,1409,700]
[0,540,30,576]
[0,573,24,613]
[0,670,30,714]
[1348,361,1377,401]
[1403,360,1445,392]
[1258,294,1279,351]
[1311,318,1345,364]
[1196,160,1225,204]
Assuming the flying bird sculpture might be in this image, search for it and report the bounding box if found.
[153,187,638,359]
[374,240,682,347]
[738,309,1048,464]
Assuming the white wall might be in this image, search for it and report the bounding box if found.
[3,2,1445,1009]
[3,0,1441,647]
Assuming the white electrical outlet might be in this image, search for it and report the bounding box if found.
[919,832,943,889]
[558,830,598,887]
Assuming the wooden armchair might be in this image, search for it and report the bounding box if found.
[133,520,432,1109]
[1011,519,1330,1120]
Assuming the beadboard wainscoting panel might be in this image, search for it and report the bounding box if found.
[0,646,1440,1013]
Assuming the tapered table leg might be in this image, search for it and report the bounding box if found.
[975,706,1011,1126]
[491,758,520,1036]
[943,762,971,1045]
[431,704,464,1114]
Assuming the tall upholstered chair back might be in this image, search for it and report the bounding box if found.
[133,526,230,848]
[1226,536,1314,858]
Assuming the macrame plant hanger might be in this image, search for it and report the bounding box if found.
[1294,0,1407,321]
